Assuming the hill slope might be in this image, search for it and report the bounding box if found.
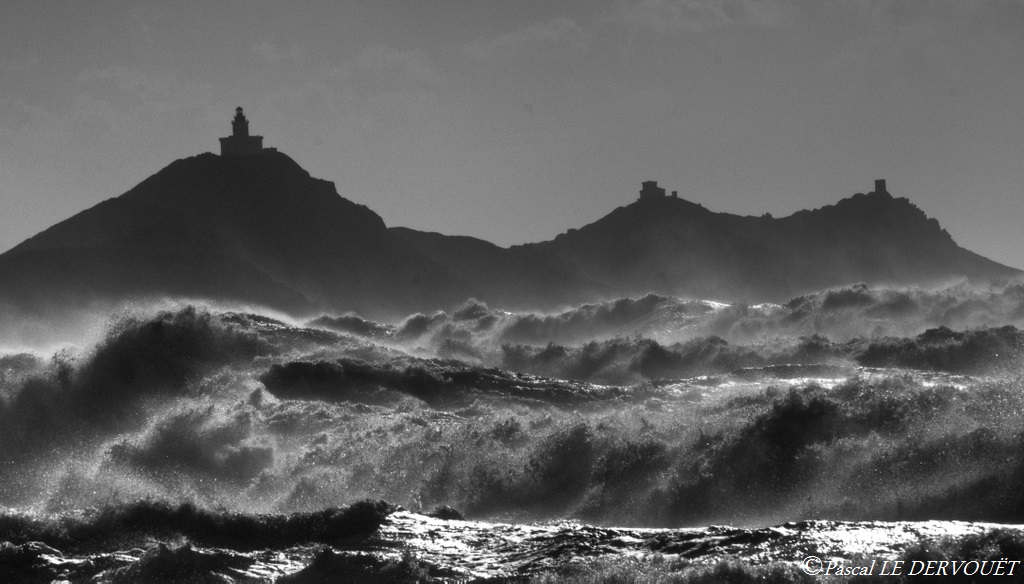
[388,227,607,310]
[0,152,476,319]
[514,188,1019,301]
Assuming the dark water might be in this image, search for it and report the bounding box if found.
[5,509,1024,581]
[2,284,1024,581]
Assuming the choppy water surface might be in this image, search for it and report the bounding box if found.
[6,510,1023,581]
[2,287,1024,581]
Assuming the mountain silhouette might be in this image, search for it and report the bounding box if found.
[395,185,1019,306]
[522,187,1020,301]
[0,152,477,319]
[0,152,1018,322]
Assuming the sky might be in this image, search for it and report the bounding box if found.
[1,0,1023,268]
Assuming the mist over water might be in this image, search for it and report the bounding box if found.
[2,282,1024,580]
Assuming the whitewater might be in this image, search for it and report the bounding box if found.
[2,282,1024,582]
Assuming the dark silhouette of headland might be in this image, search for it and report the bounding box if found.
[0,108,1018,321]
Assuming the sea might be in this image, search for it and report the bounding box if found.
[2,283,1024,582]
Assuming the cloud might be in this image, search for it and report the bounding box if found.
[822,0,1022,86]
[2,56,39,73]
[247,44,451,151]
[464,17,589,60]
[251,44,446,131]
[253,40,304,64]
[618,0,796,33]
[0,67,215,150]
[354,45,441,86]
[321,45,442,94]
[130,12,155,44]
[77,67,215,115]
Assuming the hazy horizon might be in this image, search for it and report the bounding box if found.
[2,1,1022,268]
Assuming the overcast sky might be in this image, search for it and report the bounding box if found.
[2,1,1022,268]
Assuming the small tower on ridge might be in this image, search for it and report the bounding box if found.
[639,180,667,200]
[219,107,266,156]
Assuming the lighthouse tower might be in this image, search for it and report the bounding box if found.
[219,107,265,156]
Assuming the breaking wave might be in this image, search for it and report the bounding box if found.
[0,499,391,553]
[1,283,1024,579]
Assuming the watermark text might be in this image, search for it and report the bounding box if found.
[801,556,1021,577]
